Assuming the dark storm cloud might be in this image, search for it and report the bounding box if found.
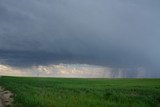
[0,0,160,77]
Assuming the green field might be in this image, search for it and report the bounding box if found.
[0,76,160,107]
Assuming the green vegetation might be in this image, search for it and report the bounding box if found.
[0,76,160,107]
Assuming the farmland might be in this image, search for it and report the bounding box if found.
[0,76,160,107]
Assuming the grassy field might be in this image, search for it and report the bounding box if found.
[0,76,160,107]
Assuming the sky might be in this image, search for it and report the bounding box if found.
[0,0,160,78]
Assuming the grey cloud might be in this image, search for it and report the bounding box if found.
[0,0,160,77]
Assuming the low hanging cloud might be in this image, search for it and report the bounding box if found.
[0,63,153,78]
[0,64,111,77]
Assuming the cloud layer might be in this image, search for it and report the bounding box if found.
[0,0,160,77]
[0,64,152,78]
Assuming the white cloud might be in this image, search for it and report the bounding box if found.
[0,63,150,78]
[0,63,116,78]
[0,64,30,76]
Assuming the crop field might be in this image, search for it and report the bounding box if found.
[0,76,160,107]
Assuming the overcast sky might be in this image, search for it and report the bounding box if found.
[0,0,160,77]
